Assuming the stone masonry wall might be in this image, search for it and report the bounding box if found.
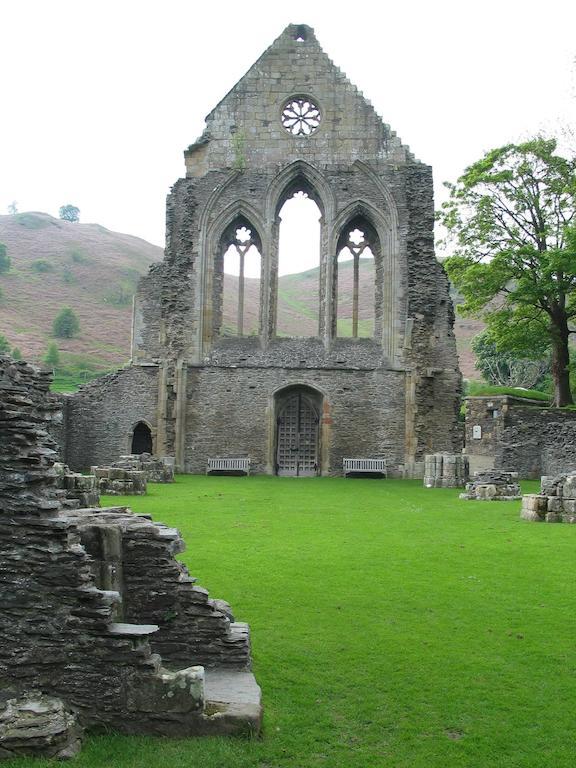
[465,396,576,478]
[67,24,462,473]
[184,365,407,475]
[0,356,261,746]
[63,366,158,471]
[497,407,576,478]
[0,357,201,735]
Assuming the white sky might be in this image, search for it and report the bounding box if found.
[1,0,575,276]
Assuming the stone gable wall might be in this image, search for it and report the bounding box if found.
[64,24,462,474]
[186,25,410,176]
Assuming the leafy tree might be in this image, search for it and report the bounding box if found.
[7,201,17,215]
[0,334,10,354]
[439,138,576,407]
[44,342,60,369]
[0,242,10,273]
[11,347,22,360]
[59,204,80,223]
[471,330,549,389]
[52,307,80,338]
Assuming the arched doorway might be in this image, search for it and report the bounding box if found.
[275,387,322,476]
[131,422,153,455]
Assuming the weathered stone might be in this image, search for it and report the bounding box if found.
[0,355,262,760]
[460,470,521,501]
[547,496,563,513]
[561,476,576,499]
[52,23,462,478]
[465,395,576,478]
[0,695,83,760]
[521,471,576,522]
[53,462,100,508]
[90,466,148,496]
[111,454,175,483]
[424,453,469,488]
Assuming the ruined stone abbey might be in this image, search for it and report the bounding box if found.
[62,24,462,476]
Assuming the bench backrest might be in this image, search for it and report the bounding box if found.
[207,457,250,471]
[343,458,387,472]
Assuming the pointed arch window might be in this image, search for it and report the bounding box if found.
[276,180,322,337]
[219,217,262,337]
[336,216,379,338]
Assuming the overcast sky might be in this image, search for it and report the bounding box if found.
[2,0,575,267]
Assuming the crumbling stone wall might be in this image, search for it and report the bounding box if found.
[521,473,576,523]
[63,365,158,470]
[0,356,261,753]
[460,471,521,501]
[63,24,462,474]
[111,453,175,482]
[465,396,576,478]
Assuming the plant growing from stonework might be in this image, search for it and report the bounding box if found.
[438,137,576,407]
[52,306,80,338]
[232,129,246,171]
[0,334,11,354]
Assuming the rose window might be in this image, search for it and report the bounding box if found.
[281,97,321,136]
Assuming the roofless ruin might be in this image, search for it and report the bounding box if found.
[62,24,461,475]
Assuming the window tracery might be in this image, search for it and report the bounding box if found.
[281,97,321,136]
[220,219,261,337]
[336,217,378,338]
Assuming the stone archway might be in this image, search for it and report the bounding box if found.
[275,386,322,476]
[131,421,153,455]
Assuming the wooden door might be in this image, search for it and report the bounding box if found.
[276,392,319,476]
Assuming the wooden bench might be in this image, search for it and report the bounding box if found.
[207,457,250,476]
[343,458,387,478]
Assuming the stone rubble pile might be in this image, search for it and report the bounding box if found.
[423,453,469,488]
[90,466,147,495]
[0,355,262,759]
[111,453,175,483]
[521,472,576,523]
[0,695,83,761]
[460,470,521,501]
[53,462,100,508]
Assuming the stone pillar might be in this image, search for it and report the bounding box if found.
[423,453,469,488]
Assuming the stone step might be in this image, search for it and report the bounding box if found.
[108,623,159,636]
[203,669,262,735]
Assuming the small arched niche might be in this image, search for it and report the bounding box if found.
[217,216,262,337]
[335,215,380,339]
[131,421,153,455]
[275,177,323,337]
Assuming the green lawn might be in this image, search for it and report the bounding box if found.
[11,476,576,767]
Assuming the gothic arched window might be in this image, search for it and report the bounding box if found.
[276,179,322,337]
[218,218,262,337]
[336,216,379,338]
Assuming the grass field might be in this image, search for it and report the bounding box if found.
[9,476,576,767]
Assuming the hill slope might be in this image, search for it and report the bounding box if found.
[0,212,163,370]
[0,214,479,378]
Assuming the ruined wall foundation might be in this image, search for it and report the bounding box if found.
[0,356,262,758]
